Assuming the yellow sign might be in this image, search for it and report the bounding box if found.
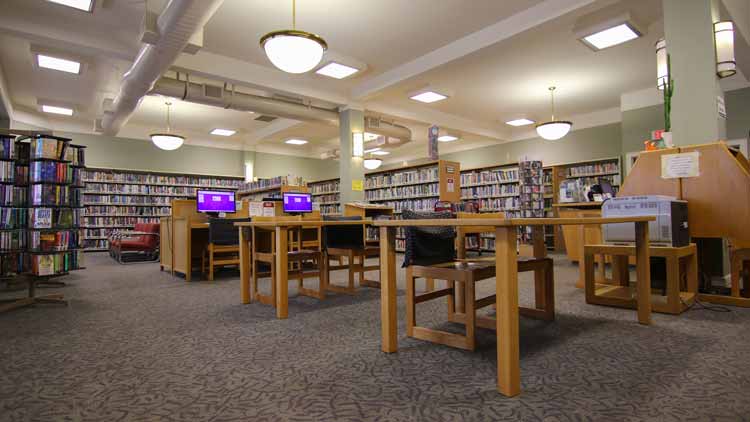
[352,179,364,191]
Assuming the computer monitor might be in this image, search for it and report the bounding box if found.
[282,192,313,214]
[600,180,615,197]
[197,190,236,213]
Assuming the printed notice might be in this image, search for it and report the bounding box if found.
[352,179,363,191]
[249,201,264,216]
[446,177,455,193]
[661,152,700,179]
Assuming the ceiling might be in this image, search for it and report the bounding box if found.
[0,0,747,164]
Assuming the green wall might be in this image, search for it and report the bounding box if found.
[254,151,338,181]
[441,123,622,169]
[726,87,750,140]
[621,104,664,155]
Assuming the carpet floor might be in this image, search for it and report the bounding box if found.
[1,252,749,422]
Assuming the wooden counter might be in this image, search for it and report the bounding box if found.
[553,202,604,262]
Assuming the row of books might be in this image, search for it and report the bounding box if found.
[461,184,518,199]
[575,175,622,187]
[239,176,285,193]
[29,161,72,184]
[566,162,619,177]
[0,252,25,277]
[309,180,340,195]
[83,170,242,188]
[65,146,85,167]
[31,251,84,276]
[314,194,339,204]
[475,197,519,211]
[0,186,26,207]
[0,230,26,251]
[365,167,438,189]
[84,228,120,238]
[374,198,439,213]
[319,204,341,215]
[0,136,15,160]
[460,169,518,186]
[365,183,439,201]
[30,137,69,161]
[15,165,28,185]
[83,195,173,205]
[29,230,83,252]
[0,161,14,183]
[82,216,160,226]
[0,208,27,229]
[83,206,171,216]
[83,239,108,250]
[85,184,199,195]
[29,208,80,229]
[31,185,82,207]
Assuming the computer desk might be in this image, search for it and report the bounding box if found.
[160,217,210,282]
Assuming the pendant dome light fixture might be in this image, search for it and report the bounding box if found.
[150,101,185,151]
[536,86,572,141]
[260,0,328,74]
[363,157,383,170]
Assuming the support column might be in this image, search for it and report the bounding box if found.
[339,107,365,204]
[243,150,255,182]
[663,0,727,146]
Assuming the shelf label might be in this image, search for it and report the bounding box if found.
[661,152,700,179]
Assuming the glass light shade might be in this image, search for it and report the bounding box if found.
[714,21,736,78]
[150,133,184,151]
[352,132,364,157]
[536,121,572,141]
[656,38,668,90]
[261,30,327,74]
[363,158,383,170]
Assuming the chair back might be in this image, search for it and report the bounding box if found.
[322,215,364,250]
[209,217,251,245]
[402,210,456,267]
[134,222,160,248]
[456,212,505,234]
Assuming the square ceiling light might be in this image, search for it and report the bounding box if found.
[285,139,308,145]
[581,23,640,51]
[37,54,81,74]
[42,105,74,116]
[505,118,535,127]
[316,62,359,79]
[210,128,236,136]
[46,0,94,12]
[371,150,390,156]
[409,90,448,104]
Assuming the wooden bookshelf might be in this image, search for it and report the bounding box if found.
[82,167,243,251]
[308,178,340,215]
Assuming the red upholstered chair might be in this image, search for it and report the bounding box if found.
[109,223,160,264]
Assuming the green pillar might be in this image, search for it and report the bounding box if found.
[663,0,727,146]
[243,150,255,182]
[339,108,365,204]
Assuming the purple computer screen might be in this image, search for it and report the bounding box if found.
[197,190,236,213]
[283,192,313,213]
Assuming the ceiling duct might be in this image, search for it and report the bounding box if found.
[99,0,225,136]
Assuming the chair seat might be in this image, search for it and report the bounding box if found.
[288,249,321,261]
[327,246,380,255]
[411,261,495,282]
[119,240,153,251]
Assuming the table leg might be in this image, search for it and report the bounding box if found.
[240,228,251,304]
[532,226,546,310]
[380,226,398,353]
[687,245,698,294]
[576,224,585,288]
[495,226,520,397]
[275,226,289,319]
[635,221,651,325]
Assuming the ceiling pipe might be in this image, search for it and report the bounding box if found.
[99,0,225,136]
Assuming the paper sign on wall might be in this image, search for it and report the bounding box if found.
[661,152,700,179]
[718,95,727,119]
[262,202,276,217]
[352,179,363,191]
[249,202,264,216]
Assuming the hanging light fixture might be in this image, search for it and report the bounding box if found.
[363,157,383,170]
[150,101,184,151]
[714,21,737,78]
[260,0,327,74]
[536,87,572,141]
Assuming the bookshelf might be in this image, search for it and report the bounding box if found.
[82,168,243,251]
[237,175,306,201]
[308,178,340,215]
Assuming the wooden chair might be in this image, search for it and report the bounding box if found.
[321,215,380,295]
[202,217,251,281]
[402,210,497,351]
[251,216,325,305]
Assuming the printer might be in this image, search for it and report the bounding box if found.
[602,195,689,247]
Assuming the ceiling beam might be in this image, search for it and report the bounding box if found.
[243,118,302,146]
[351,0,597,100]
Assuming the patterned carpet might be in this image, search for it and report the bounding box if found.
[1,253,749,422]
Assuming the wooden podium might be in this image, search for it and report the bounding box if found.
[619,142,750,307]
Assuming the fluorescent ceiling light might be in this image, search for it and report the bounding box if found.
[41,105,74,116]
[371,150,390,156]
[364,147,381,153]
[410,91,448,104]
[582,23,640,50]
[210,128,236,137]
[46,0,94,12]
[437,135,458,142]
[37,54,81,74]
[364,132,380,141]
[316,62,359,79]
[285,139,308,145]
[505,118,535,127]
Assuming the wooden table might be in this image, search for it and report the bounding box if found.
[372,216,655,398]
[235,220,373,319]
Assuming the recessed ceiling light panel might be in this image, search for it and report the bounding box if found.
[371,150,390,156]
[316,62,359,79]
[410,91,448,104]
[41,105,74,116]
[46,0,94,12]
[581,23,640,50]
[37,54,81,74]
[210,128,236,136]
[285,139,308,145]
[505,118,535,127]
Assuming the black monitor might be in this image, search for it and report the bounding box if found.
[197,190,236,214]
[282,192,313,214]
[600,181,615,197]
